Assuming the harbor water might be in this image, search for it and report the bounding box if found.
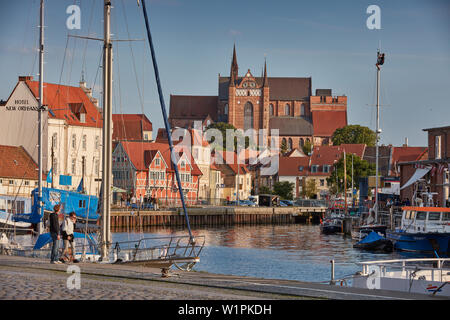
[112,224,428,284]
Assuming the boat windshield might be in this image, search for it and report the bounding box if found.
[416,212,427,220]
[428,212,441,221]
[443,212,450,221]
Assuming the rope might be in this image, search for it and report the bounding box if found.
[140,0,194,243]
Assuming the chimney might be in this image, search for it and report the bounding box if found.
[403,137,408,147]
[19,76,33,81]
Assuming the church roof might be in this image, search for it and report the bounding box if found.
[219,76,311,101]
[169,95,218,122]
[269,117,313,136]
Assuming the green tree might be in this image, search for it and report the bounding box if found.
[302,139,313,155]
[273,181,294,200]
[332,125,376,147]
[258,185,272,195]
[301,179,317,199]
[326,154,376,195]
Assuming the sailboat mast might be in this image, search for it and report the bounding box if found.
[101,0,113,260]
[37,0,45,235]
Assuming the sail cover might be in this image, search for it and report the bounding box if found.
[400,166,432,190]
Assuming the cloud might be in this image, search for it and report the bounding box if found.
[228,29,242,37]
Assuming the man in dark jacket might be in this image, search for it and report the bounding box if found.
[49,204,62,264]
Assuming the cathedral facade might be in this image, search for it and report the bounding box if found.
[169,46,348,152]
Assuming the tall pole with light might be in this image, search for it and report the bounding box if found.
[375,50,385,223]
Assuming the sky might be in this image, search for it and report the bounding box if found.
[0,0,449,147]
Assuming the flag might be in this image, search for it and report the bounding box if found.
[77,178,83,193]
[46,168,52,183]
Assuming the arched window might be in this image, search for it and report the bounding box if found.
[301,104,305,116]
[288,138,293,151]
[299,138,304,148]
[282,138,287,148]
[224,104,228,115]
[269,104,274,116]
[244,101,254,130]
[285,104,290,116]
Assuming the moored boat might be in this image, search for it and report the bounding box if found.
[386,205,450,256]
[352,258,450,297]
[353,231,393,252]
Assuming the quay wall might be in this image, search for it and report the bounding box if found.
[110,206,325,229]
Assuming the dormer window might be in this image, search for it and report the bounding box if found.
[68,102,87,123]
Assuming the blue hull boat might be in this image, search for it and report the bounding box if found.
[386,230,450,256]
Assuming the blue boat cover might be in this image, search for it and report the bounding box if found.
[357,231,384,244]
[13,187,99,224]
[33,232,97,250]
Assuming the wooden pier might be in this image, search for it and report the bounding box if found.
[110,206,326,229]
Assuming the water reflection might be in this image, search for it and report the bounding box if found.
[112,224,432,283]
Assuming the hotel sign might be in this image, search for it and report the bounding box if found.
[5,99,38,111]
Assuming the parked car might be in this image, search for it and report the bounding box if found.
[280,200,294,206]
[241,200,256,207]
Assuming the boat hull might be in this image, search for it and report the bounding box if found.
[386,231,450,255]
[353,239,393,252]
[320,224,342,234]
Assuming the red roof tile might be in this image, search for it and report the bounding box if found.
[0,145,38,180]
[112,114,153,141]
[278,157,311,176]
[312,110,347,137]
[24,80,102,128]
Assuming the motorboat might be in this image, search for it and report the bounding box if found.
[352,258,450,297]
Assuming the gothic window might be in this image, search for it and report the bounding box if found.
[288,138,293,151]
[269,104,274,116]
[244,101,254,130]
[285,104,290,116]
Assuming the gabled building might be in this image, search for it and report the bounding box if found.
[0,145,40,198]
[112,141,203,206]
[0,77,103,196]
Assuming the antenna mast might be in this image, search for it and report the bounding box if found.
[375,50,385,223]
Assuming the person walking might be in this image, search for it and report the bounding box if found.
[61,212,78,263]
[49,204,62,264]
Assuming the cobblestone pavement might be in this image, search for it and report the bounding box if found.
[0,266,293,300]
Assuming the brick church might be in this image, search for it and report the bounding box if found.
[169,45,348,151]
